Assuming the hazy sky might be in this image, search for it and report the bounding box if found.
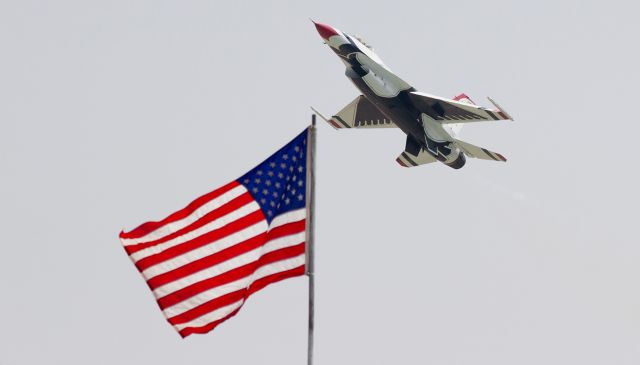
[2,1,639,364]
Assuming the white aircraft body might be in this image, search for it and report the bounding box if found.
[312,21,513,169]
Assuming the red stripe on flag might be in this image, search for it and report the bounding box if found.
[176,265,306,338]
[120,181,240,240]
[124,192,256,255]
[157,243,305,310]
[246,263,306,296]
[168,290,246,326]
[146,232,268,290]
[266,219,306,240]
[146,220,306,290]
[178,306,243,338]
[134,210,266,271]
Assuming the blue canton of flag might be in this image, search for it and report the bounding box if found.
[238,129,307,223]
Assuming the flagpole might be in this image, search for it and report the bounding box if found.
[306,114,317,365]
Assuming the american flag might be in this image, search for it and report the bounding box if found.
[120,128,310,337]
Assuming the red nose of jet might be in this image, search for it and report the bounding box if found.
[313,21,339,40]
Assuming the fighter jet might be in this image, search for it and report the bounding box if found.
[312,21,513,169]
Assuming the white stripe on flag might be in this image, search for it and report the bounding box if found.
[139,209,305,279]
[250,253,306,283]
[169,253,307,329]
[153,231,306,299]
[121,184,247,246]
[163,254,307,319]
[269,208,306,229]
[163,276,251,318]
[173,300,246,332]
[129,201,261,262]
[142,220,269,280]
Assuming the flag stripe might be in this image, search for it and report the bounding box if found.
[157,243,305,310]
[166,254,306,323]
[175,299,246,332]
[166,280,250,322]
[246,260,306,297]
[146,219,306,290]
[147,232,267,291]
[129,199,261,263]
[120,182,244,244]
[141,219,268,280]
[152,232,305,299]
[177,302,245,338]
[269,208,306,228]
[173,261,306,333]
[136,210,267,273]
[170,292,246,326]
[125,191,256,255]
[138,209,304,277]
[176,265,306,337]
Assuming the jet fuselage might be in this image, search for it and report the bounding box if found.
[314,22,466,168]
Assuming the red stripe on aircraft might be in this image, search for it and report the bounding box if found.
[328,119,342,129]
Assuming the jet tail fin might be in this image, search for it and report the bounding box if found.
[453,93,476,105]
[447,93,478,137]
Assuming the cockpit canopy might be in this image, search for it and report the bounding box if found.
[353,35,373,50]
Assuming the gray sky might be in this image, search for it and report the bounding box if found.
[1,1,639,364]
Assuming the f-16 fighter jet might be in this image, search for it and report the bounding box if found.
[312,21,513,169]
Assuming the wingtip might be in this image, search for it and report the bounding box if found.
[487,97,514,121]
[327,118,342,130]
[310,106,343,129]
[310,106,333,124]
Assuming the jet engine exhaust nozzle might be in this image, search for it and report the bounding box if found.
[446,152,466,169]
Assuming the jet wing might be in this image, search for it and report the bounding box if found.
[455,139,507,162]
[408,92,513,123]
[323,95,397,129]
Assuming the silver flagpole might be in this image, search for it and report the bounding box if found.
[305,115,317,365]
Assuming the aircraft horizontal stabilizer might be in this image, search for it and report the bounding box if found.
[455,139,507,162]
[396,149,438,167]
[327,95,397,129]
[396,136,437,167]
